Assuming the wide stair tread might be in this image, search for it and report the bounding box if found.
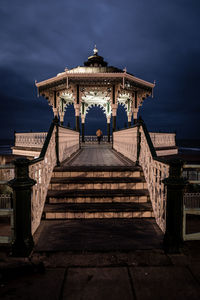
[50,177,145,184]
[44,202,152,212]
[53,165,142,172]
[47,189,149,198]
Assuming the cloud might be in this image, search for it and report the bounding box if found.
[0,0,200,139]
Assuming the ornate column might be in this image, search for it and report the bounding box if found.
[133,109,138,124]
[60,112,65,126]
[128,112,132,127]
[81,115,85,142]
[107,116,111,142]
[75,85,80,132]
[133,91,138,124]
[112,107,117,132]
[111,84,118,132]
[59,98,65,125]
[52,91,60,122]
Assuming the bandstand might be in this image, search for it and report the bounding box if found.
[36,46,155,142]
[3,46,197,259]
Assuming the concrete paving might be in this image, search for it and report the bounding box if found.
[34,218,163,252]
[1,248,200,299]
[1,222,200,299]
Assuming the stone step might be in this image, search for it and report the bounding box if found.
[49,195,148,204]
[43,202,154,219]
[52,166,142,178]
[47,189,149,204]
[49,177,147,191]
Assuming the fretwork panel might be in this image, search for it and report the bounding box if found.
[113,127,138,162]
[139,127,169,232]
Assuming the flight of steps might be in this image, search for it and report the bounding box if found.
[43,165,154,220]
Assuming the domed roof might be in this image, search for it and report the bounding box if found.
[64,46,123,74]
[84,45,108,67]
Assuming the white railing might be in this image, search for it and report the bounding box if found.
[183,193,200,241]
[149,132,176,148]
[0,164,14,183]
[182,164,200,184]
[83,136,112,143]
[0,194,12,209]
[113,124,169,232]
[113,127,138,162]
[15,132,47,148]
[139,126,169,232]
[29,124,80,234]
[59,127,79,162]
[0,165,14,243]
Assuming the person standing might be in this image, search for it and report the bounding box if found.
[96,129,103,144]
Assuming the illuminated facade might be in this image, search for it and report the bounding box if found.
[36,46,155,142]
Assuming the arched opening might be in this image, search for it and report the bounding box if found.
[85,106,107,136]
[63,104,75,129]
[117,104,128,130]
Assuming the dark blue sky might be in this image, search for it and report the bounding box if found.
[0,0,200,139]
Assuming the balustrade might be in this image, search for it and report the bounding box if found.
[0,164,14,243]
[139,126,169,232]
[113,127,138,162]
[82,136,112,143]
[29,123,80,234]
[59,126,79,162]
[15,132,47,148]
[113,123,170,232]
[149,132,176,148]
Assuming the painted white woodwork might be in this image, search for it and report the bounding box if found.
[81,136,112,143]
[183,193,200,240]
[139,126,169,232]
[59,127,79,162]
[29,126,79,234]
[15,132,47,148]
[149,132,176,148]
[113,125,170,232]
[113,127,138,162]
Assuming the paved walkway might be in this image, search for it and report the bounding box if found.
[1,241,200,299]
[34,219,163,252]
[65,144,134,167]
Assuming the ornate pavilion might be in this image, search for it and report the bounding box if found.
[36,46,155,142]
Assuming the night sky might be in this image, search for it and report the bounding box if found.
[0,0,200,140]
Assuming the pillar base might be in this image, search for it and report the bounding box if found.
[107,123,110,143]
[76,116,80,132]
[82,123,85,142]
[112,116,116,132]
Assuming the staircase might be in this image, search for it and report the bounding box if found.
[43,165,153,220]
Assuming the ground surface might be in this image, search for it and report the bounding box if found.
[65,144,133,166]
[34,218,163,252]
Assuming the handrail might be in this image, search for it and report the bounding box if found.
[28,120,80,234]
[113,119,170,232]
[29,121,55,165]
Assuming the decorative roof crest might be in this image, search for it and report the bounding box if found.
[93,45,98,55]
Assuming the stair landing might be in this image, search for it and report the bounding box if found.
[61,144,134,167]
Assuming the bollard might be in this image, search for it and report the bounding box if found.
[163,159,187,253]
[8,158,36,257]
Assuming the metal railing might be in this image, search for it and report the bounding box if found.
[15,132,47,148]
[0,164,14,243]
[113,122,170,232]
[182,164,200,240]
[81,136,112,143]
[149,132,176,148]
[29,122,80,234]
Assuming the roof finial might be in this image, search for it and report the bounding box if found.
[93,45,98,55]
